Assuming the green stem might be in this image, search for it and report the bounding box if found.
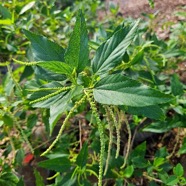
[15,120,34,154]
[84,90,105,186]
[27,87,70,92]
[41,95,87,156]
[121,113,131,169]
[30,87,72,104]
[13,58,39,66]
[104,106,113,175]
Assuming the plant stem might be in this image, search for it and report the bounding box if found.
[41,95,87,156]
[104,106,113,175]
[30,87,72,104]
[167,128,180,159]
[121,113,131,169]
[143,172,163,183]
[84,90,105,186]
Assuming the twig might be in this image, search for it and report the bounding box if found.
[121,113,132,169]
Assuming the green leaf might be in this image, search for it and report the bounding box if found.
[38,157,71,172]
[23,30,65,61]
[3,73,15,96]
[123,165,134,178]
[56,171,76,186]
[27,114,38,129]
[34,66,66,81]
[19,1,35,15]
[130,49,144,65]
[0,5,12,19]
[166,175,179,186]
[148,0,154,8]
[143,119,184,133]
[131,141,146,158]
[130,142,149,168]
[0,172,19,186]
[49,86,83,134]
[65,10,89,72]
[91,20,139,75]
[37,61,73,76]
[171,74,183,96]
[15,149,25,166]
[126,105,165,120]
[153,157,165,168]
[3,114,13,127]
[93,74,173,107]
[34,169,45,186]
[76,142,88,168]
[173,163,184,177]
[16,178,24,186]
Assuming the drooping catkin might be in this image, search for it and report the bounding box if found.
[107,106,121,158]
[41,94,87,156]
[104,105,113,176]
[84,90,105,186]
[121,113,131,169]
[30,86,73,104]
[13,58,39,66]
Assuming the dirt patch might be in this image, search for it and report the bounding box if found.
[106,0,186,18]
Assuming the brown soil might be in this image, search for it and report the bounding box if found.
[106,0,186,18]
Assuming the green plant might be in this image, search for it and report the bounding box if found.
[13,10,175,185]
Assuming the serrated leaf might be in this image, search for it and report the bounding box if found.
[37,61,73,76]
[65,10,89,72]
[38,157,71,172]
[23,30,65,61]
[34,66,66,81]
[91,20,139,75]
[126,105,165,120]
[93,74,173,107]
[76,142,88,168]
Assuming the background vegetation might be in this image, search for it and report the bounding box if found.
[0,0,186,186]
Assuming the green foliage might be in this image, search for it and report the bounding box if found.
[0,172,19,186]
[38,157,71,172]
[92,20,139,75]
[93,74,173,106]
[76,142,88,168]
[0,1,186,186]
[64,10,89,72]
[23,30,65,61]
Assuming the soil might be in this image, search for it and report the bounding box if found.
[105,0,186,39]
[106,0,186,18]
